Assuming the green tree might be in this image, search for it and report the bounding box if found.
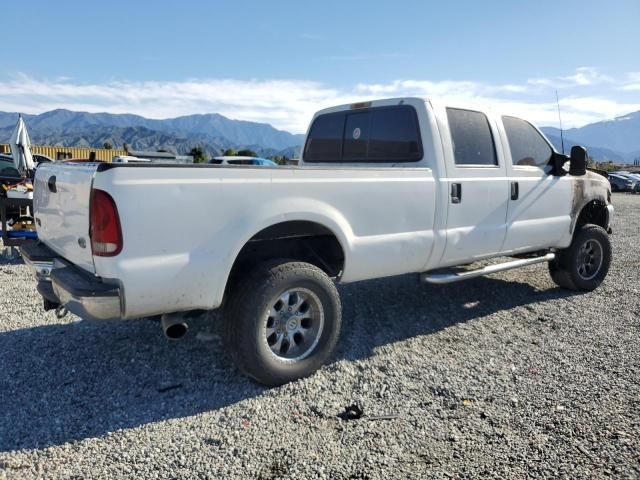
[123,142,129,153]
[236,149,257,157]
[269,155,290,166]
[189,146,208,163]
[222,148,238,156]
[103,142,113,150]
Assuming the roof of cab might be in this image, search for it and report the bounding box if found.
[312,97,428,118]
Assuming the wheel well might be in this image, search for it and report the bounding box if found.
[575,200,609,231]
[225,221,345,295]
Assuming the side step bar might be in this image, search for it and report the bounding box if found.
[421,253,555,285]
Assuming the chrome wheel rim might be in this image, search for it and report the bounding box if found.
[577,239,604,281]
[263,288,324,362]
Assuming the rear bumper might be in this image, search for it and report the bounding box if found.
[21,241,122,321]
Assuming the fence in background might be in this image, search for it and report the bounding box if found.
[0,144,125,162]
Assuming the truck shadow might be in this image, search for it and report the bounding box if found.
[0,273,576,452]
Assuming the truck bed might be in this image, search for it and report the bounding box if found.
[33,162,438,318]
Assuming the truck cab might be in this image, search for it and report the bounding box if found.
[301,98,611,269]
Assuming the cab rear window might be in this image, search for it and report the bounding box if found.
[303,106,423,163]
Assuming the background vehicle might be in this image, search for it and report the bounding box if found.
[32,154,53,166]
[23,97,613,386]
[608,173,637,192]
[208,156,278,166]
[0,154,21,181]
[611,171,640,180]
[610,171,640,192]
[112,155,153,163]
[0,154,31,228]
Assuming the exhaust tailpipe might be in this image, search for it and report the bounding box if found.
[161,313,188,339]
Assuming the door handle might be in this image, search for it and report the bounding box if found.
[510,181,519,200]
[48,175,57,193]
[451,183,462,204]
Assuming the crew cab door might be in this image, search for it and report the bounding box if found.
[437,106,509,266]
[498,116,572,253]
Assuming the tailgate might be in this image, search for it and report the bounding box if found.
[33,162,99,273]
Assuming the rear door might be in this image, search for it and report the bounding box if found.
[498,116,572,253]
[436,106,510,266]
[33,162,99,273]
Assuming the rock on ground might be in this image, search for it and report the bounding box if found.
[0,194,638,479]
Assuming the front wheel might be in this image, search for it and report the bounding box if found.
[549,224,612,291]
[223,260,342,386]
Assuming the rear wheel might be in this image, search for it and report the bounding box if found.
[549,224,611,291]
[223,260,341,386]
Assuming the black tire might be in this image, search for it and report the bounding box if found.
[223,260,342,386]
[548,258,576,290]
[549,224,611,291]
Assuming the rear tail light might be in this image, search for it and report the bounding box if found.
[90,189,123,256]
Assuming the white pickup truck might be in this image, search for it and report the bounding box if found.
[22,97,613,385]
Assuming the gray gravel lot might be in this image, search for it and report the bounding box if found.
[0,194,639,479]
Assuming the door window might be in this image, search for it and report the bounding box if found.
[502,116,553,168]
[446,108,498,166]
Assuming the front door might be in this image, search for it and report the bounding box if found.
[438,106,510,267]
[499,116,572,253]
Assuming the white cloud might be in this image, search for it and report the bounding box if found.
[529,66,614,89]
[621,72,640,91]
[0,67,638,133]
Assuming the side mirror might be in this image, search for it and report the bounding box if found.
[551,151,569,176]
[569,146,587,176]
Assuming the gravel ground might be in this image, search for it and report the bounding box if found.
[0,194,639,479]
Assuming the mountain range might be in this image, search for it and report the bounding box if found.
[0,109,305,158]
[0,108,638,163]
[541,111,640,163]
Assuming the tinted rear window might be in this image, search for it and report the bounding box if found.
[304,106,422,163]
[304,113,344,162]
[343,111,369,161]
[369,107,422,160]
[446,108,497,166]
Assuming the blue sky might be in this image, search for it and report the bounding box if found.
[1,0,639,132]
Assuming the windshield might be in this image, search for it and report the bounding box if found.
[0,158,21,178]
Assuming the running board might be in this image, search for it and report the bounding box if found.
[421,253,556,285]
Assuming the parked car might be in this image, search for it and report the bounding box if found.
[33,154,53,166]
[608,173,637,192]
[209,156,278,166]
[0,154,21,182]
[610,171,640,191]
[1,153,52,181]
[0,154,28,222]
[23,97,613,386]
[112,155,153,164]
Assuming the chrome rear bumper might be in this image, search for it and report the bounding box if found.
[21,241,122,321]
